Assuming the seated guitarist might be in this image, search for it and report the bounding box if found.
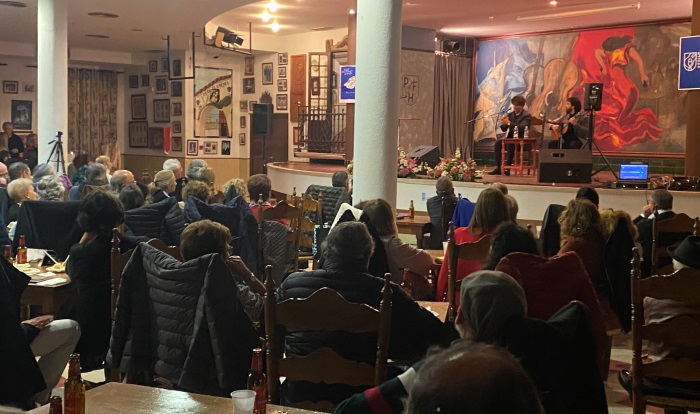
[547,97,590,149]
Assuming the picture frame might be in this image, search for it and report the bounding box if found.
[172,121,181,134]
[276,94,288,111]
[10,100,32,131]
[278,52,288,65]
[310,76,320,96]
[203,141,218,155]
[249,101,257,112]
[153,99,171,123]
[173,59,182,77]
[221,140,231,156]
[278,66,287,78]
[262,62,273,85]
[128,121,149,148]
[172,136,183,152]
[239,132,246,145]
[141,74,150,87]
[187,139,199,156]
[240,116,246,129]
[161,58,169,73]
[155,76,168,94]
[194,66,233,138]
[23,84,34,93]
[149,60,158,73]
[293,126,300,145]
[244,57,255,76]
[240,100,248,110]
[128,75,139,88]
[172,102,182,116]
[148,127,165,149]
[131,94,147,120]
[2,81,18,94]
[277,79,288,92]
[171,81,182,97]
[243,78,255,94]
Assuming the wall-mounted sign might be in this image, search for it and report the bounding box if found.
[339,65,356,103]
[679,35,700,90]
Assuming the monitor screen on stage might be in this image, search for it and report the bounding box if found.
[619,164,649,181]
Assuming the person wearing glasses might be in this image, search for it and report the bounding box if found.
[0,162,8,187]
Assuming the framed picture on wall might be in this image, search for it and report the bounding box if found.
[187,139,198,156]
[128,75,139,88]
[149,60,158,72]
[141,74,150,87]
[222,140,231,155]
[153,99,171,123]
[243,78,255,94]
[172,121,181,134]
[161,58,169,73]
[278,53,288,65]
[278,66,287,78]
[148,127,165,149]
[244,57,255,76]
[155,76,168,94]
[248,101,256,112]
[128,121,149,148]
[240,116,246,129]
[3,81,18,94]
[276,94,288,111]
[11,100,32,132]
[203,141,218,155]
[173,59,182,77]
[239,132,246,145]
[262,63,273,85]
[293,126,300,145]
[277,79,287,92]
[131,94,147,120]
[172,136,183,152]
[171,81,182,97]
[172,102,182,116]
[240,100,248,110]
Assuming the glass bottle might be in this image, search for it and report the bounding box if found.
[4,244,13,264]
[48,396,62,414]
[247,348,267,414]
[64,354,85,414]
[401,269,414,298]
[16,235,27,265]
[409,200,415,218]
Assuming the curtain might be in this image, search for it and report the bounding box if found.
[432,53,472,159]
[67,69,119,167]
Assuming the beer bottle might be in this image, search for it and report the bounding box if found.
[64,354,85,414]
[16,235,27,265]
[401,269,414,298]
[3,245,13,264]
[48,396,62,414]
[409,200,415,218]
[247,348,267,414]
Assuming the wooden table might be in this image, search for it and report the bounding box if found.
[417,301,449,322]
[395,215,431,249]
[29,383,326,414]
[19,264,75,318]
[424,249,444,264]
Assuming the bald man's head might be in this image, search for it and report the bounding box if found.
[110,169,135,192]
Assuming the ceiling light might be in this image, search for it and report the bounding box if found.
[349,9,356,15]
[267,1,278,12]
[85,34,109,39]
[0,1,26,7]
[87,12,119,18]
[261,10,271,22]
[131,28,143,32]
[271,21,280,33]
[549,0,558,5]
[516,2,640,22]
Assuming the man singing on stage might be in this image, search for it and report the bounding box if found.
[547,97,590,150]
[489,95,531,176]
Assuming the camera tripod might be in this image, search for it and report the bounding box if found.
[46,131,66,175]
[581,110,619,181]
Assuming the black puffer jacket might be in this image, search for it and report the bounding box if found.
[108,243,257,396]
[304,185,351,224]
[124,197,186,246]
[277,255,458,405]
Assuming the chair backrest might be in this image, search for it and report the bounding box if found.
[256,195,303,278]
[651,213,698,275]
[440,193,458,242]
[298,193,323,251]
[539,204,566,257]
[446,222,491,322]
[631,247,700,394]
[603,217,635,333]
[264,266,392,412]
[529,117,544,141]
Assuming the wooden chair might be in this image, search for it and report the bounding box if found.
[264,266,392,412]
[651,213,699,275]
[440,192,458,242]
[256,194,303,279]
[297,193,323,269]
[626,247,700,413]
[446,222,492,322]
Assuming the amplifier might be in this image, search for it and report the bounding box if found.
[538,149,592,184]
[611,181,652,189]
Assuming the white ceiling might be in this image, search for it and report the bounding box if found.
[0,0,692,55]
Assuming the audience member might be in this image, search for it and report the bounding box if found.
[332,170,351,193]
[426,176,458,249]
[0,150,9,163]
[0,121,10,151]
[68,163,108,201]
[146,170,176,204]
[182,180,211,204]
[69,153,90,185]
[277,221,457,405]
[190,166,215,189]
[109,169,135,193]
[36,175,66,201]
[484,222,539,270]
[22,134,38,170]
[247,174,274,219]
[436,188,510,304]
[222,178,248,203]
[599,208,639,241]
[558,199,606,287]
[0,162,8,187]
[118,183,145,211]
[6,178,37,222]
[179,220,265,322]
[94,155,113,181]
[361,198,433,283]
[2,122,23,159]
[634,188,677,277]
[8,162,31,182]
[504,194,519,222]
[163,158,187,201]
[576,186,600,208]
[491,182,509,195]
[186,159,208,179]
[31,163,54,184]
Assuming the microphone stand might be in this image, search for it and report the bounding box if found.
[465,113,499,161]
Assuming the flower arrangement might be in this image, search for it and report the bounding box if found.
[397,147,419,178]
[428,148,478,182]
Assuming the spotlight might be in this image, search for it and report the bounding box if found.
[261,10,271,22]
[271,21,280,33]
[444,40,461,53]
[267,1,278,12]
[214,27,244,47]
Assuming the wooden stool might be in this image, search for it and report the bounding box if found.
[500,138,538,176]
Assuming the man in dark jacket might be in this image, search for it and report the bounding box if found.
[277,221,458,405]
[124,196,186,246]
[633,189,680,277]
[426,176,458,249]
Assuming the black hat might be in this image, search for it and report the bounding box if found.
[668,236,700,270]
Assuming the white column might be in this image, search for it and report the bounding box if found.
[37,0,68,174]
[352,0,402,206]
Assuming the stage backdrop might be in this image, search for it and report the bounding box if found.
[474,22,690,155]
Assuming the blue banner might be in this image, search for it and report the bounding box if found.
[679,35,700,90]
[339,65,356,103]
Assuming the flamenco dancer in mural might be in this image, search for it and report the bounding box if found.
[570,28,662,151]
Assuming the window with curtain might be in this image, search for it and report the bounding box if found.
[432,53,472,158]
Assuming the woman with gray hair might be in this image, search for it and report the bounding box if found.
[32,163,55,184]
[36,175,66,201]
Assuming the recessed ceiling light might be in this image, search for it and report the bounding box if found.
[131,28,143,32]
[0,1,26,7]
[349,9,356,15]
[271,21,280,33]
[87,11,119,18]
[549,0,558,5]
[261,10,271,23]
[85,34,109,39]
[267,1,278,12]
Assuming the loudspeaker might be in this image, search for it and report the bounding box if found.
[439,37,474,58]
[538,149,592,183]
[409,145,442,168]
[252,103,274,135]
[584,83,603,111]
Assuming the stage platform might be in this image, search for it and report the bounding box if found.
[267,162,700,222]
